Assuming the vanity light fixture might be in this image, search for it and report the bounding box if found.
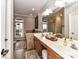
[46,9,52,14]
[42,8,52,16]
[55,0,77,7]
[55,0,65,7]
[42,11,49,16]
[60,14,63,16]
[66,0,76,3]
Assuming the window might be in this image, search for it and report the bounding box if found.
[42,22,48,32]
[15,18,24,37]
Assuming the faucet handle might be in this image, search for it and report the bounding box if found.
[70,43,78,50]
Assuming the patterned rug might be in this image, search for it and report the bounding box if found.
[25,50,40,59]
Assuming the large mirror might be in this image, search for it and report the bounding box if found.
[43,8,64,35]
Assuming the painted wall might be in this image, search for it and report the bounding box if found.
[14,15,35,36]
[64,2,78,38]
[38,13,43,31]
[24,15,35,31]
[55,16,62,33]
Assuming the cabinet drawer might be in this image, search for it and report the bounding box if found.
[48,48,63,59]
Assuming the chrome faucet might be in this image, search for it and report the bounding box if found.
[70,43,78,50]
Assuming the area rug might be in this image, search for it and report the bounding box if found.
[25,50,40,59]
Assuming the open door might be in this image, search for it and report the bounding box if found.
[69,11,78,40]
[1,0,7,59]
[1,0,13,59]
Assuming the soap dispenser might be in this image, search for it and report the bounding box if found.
[63,38,67,46]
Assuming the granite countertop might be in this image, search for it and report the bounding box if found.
[34,33,78,59]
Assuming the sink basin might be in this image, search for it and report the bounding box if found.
[63,47,78,59]
[71,41,78,50]
[70,44,78,50]
[52,39,78,59]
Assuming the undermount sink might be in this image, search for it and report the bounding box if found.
[70,40,78,50]
[70,43,78,50]
[52,39,78,59]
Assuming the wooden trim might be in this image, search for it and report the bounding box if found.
[35,16,38,29]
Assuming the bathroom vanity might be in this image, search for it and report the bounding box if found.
[34,33,78,59]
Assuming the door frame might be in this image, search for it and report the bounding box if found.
[69,11,78,39]
[6,0,13,59]
[1,0,14,59]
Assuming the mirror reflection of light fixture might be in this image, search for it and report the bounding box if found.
[42,11,49,16]
[55,1,65,7]
[66,0,76,3]
[60,14,63,16]
[55,0,77,7]
[46,9,52,14]
[42,8,52,16]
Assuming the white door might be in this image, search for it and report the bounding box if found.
[1,0,13,59]
[1,0,7,59]
[69,11,78,40]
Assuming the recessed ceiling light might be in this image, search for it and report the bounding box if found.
[32,8,35,11]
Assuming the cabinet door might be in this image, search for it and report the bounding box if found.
[48,48,63,59]
[34,37,44,57]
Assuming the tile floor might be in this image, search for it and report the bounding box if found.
[25,50,40,59]
[14,49,40,59]
[14,49,26,59]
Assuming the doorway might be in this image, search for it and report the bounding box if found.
[1,0,13,59]
[69,11,78,40]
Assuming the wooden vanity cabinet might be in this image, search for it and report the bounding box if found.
[48,48,63,59]
[34,37,44,57]
[34,36,63,59]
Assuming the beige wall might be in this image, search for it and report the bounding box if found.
[14,12,43,34]
[24,15,35,31]
[14,15,35,35]
[55,16,62,33]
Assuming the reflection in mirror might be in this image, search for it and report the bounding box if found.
[69,11,78,40]
[43,8,64,35]
[15,17,24,38]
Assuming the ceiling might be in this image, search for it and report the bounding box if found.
[14,0,56,16]
[14,0,77,16]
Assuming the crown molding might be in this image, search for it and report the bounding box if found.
[14,13,36,18]
[14,14,28,17]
